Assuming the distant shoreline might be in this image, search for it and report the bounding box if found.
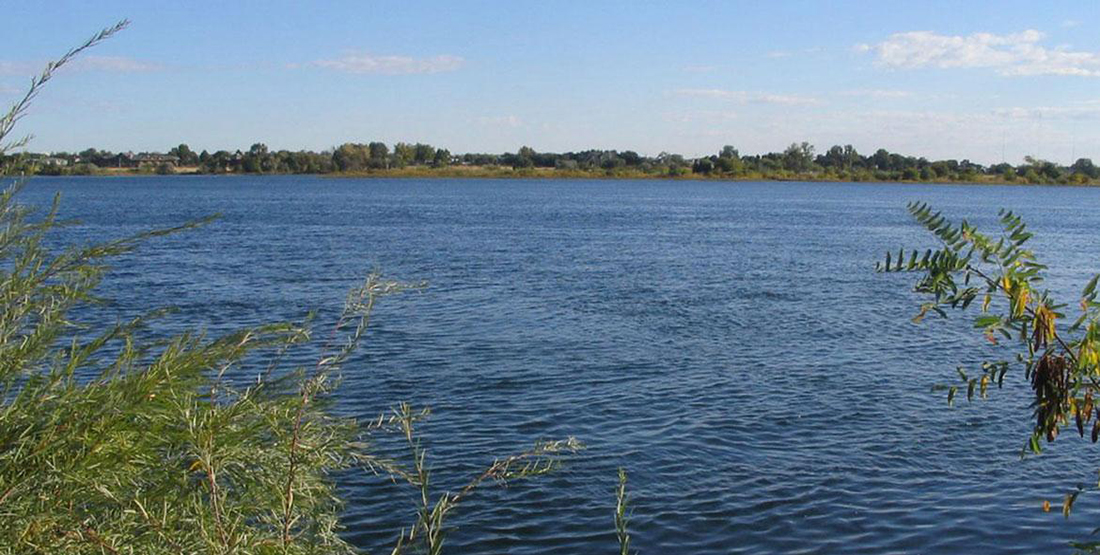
[27,166,1100,188]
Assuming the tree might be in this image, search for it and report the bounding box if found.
[782,142,815,173]
[333,143,368,172]
[871,148,891,171]
[412,143,434,165]
[170,143,198,166]
[1072,158,1099,179]
[368,141,389,169]
[393,142,415,166]
[432,147,451,167]
[820,145,846,169]
[878,203,1100,539]
[692,157,714,174]
[513,146,535,169]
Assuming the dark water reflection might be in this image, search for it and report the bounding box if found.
[17,176,1100,553]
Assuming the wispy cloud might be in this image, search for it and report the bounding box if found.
[674,88,822,106]
[766,51,791,59]
[0,61,36,76]
[682,64,717,73]
[839,88,913,99]
[476,115,522,127]
[991,104,1100,120]
[857,30,1100,76]
[72,55,162,73]
[0,56,161,75]
[310,53,465,75]
[663,109,738,123]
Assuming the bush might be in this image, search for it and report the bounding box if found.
[0,21,590,555]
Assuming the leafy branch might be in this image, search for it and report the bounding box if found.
[880,202,1100,517]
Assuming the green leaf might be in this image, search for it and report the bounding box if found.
[956,367,968,381]
[973,315,1000,328]
[1064,490,1080,518]
[1030,435,1042,454]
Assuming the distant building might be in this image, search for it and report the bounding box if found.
[131,153,180,166]
[113,152,180,168]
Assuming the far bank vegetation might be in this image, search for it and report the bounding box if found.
[5,140,1099,186]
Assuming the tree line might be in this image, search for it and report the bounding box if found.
[4,140,1100,185]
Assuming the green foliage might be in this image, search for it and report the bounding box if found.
[615,468,633,555]
[879,202,1100,522]
[389,405,581,555]
[0,195,410,553]
[16,133,1100,185]
[0,22,587,555]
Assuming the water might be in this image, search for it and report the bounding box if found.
[15,176,1100,553]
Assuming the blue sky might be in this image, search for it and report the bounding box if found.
[3,0,1099,164]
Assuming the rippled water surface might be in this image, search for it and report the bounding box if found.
[18,176,1100,553]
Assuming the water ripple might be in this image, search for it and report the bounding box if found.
[20,176,1100,553]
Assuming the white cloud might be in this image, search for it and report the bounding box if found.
[663,109,738,123]
[766,50,791,59]
[311,53,464,75]
[477,115,522,127]
[71,55,162,73]
[991,105,1100,120]
[857,29,1100,76]
[0,61,35,76]
[840,89,913,99]
[674,88,822,106]
[0,56,160,76]
[682,64,717,73]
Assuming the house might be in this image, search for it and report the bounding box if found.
[131,153,180,166]
[113,152,180,168]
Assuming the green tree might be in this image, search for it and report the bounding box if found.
[782,142,815,173]
[432,147,452,167]
[393,142,415,167]
[333,143,368,172]
[368,141,389,169]
[692,157,714,174]
[413,143,434,164]
[513,146,535,169]
[1072,158,1099,179]
[170,143,198,166]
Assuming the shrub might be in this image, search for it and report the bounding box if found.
[0,21,585,555]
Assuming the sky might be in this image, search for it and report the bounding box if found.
[2,0,1099,165]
